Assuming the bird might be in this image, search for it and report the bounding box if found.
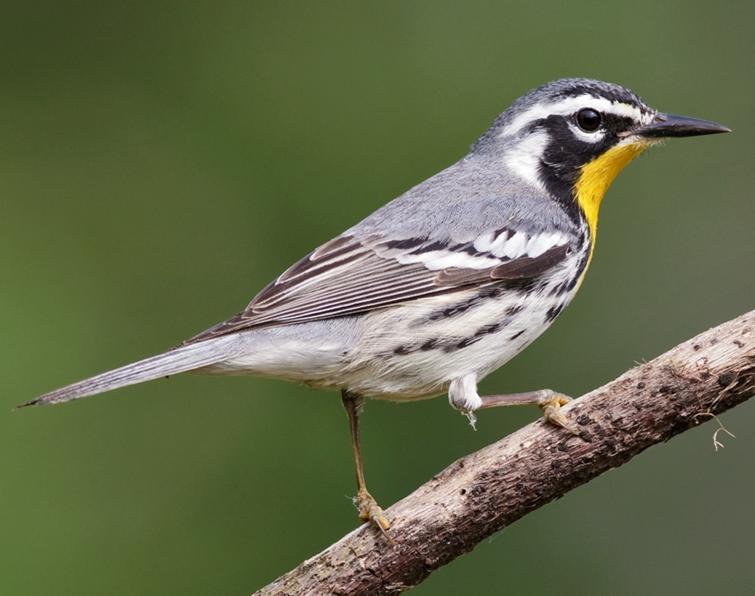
[20,78,729,533]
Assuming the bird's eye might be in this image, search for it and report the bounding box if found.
[576,108,602,132]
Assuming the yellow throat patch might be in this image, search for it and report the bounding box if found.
[574,141,649,240]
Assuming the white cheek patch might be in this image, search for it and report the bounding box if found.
[502,130,549,191]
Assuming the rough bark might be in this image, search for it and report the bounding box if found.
[255,310,755,595]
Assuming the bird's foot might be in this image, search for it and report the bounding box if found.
[355,488,391,534]
[537,392,579,436]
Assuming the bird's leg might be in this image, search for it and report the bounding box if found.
[478,389,579,435]
[341,391,391,533]
[448,375,578,435]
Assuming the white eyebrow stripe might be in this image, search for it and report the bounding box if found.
[499,94,651,138]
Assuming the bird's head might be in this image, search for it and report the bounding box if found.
[474,78,730,237]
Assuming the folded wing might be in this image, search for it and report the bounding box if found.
[185,228,572,344]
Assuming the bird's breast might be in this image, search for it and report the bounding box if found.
[343,242,591,400]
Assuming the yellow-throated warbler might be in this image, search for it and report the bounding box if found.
[22,78,730,531]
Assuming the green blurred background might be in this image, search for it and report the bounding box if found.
[2,2,753,594]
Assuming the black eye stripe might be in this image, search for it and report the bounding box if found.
[608,114,636,130]
[523,113,637,139]
[572,111,639,136]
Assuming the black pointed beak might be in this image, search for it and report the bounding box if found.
[634,113,731,139]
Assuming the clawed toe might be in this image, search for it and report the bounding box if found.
[355,489,391,533]
[538,393,579,436]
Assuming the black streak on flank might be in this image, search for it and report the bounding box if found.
[510,330,525,340]
[545,303,566,322]
[566,250,591,292]
[424,285,525,325]
[454,336,482,350]
[420,338,441,351]
[453,322,506,351]
[393,338,446,355]
[477,323,503,336]
[548,280,570,297]
[428,301,476,321]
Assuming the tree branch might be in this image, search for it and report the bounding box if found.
[255,310,755,595]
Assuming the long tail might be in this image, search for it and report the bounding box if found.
[18,335,239,408]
